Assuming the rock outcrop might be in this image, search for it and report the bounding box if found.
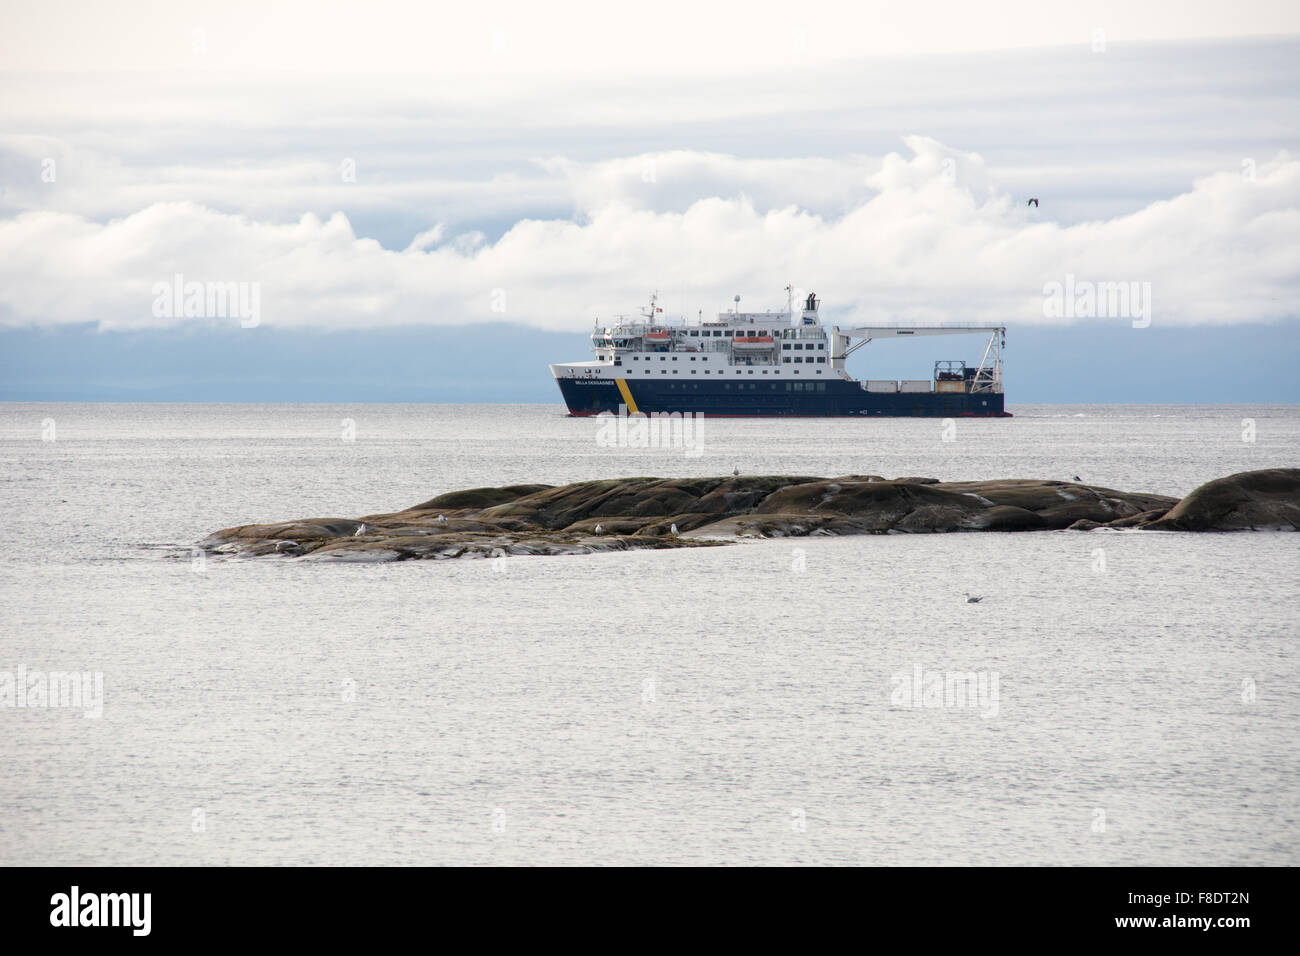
[1141,468,1300,531]
[194,469,1300,562]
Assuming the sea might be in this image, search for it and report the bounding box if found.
[1,402,1296,866]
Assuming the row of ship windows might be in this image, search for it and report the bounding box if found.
[681,329,825,340]
[629,355,827,364]
[611,368,826,375]
[782,343,824,350]
[660,381,829,391]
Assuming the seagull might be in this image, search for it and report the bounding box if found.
[732,467,740,476]
[354,523,367,536]
[594,523,603,533]
[1072,475,1081,482]
[1027,198,1039,207]
[965,593,984,604]
[437,514,447,524]
[670,523,678,535]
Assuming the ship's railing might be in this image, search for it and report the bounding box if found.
[602,314,807,334]
[780,328,826,340]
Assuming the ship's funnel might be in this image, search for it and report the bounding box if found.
[801,291,820,325]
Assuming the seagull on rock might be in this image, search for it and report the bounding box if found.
[965,592,984,604]
[594,523,603,533]
[670,523,678,535]
[732,467,740,476]
[437,514,447,524]
[354,523,367,536]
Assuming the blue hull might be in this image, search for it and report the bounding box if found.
[556,377,1009,417]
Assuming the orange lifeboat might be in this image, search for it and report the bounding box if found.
[732,335,775,350]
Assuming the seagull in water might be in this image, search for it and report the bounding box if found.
[1073,475,1081,482]
[965,592,984,604]
[732,466,740,476]
[354,523,367,536]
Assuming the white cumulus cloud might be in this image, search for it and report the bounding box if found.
[0,139,1295,332]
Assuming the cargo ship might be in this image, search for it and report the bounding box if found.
[550,288,1009,417]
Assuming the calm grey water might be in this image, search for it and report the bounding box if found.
[1,402,1297,866]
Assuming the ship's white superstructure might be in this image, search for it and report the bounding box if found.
[551,288,840,383]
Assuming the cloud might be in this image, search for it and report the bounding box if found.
[539,152,877,219]
[4,0,1299,73]
[1,138,1295,333]
[3,37,1295,253]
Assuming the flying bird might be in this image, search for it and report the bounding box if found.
[1027,198,1039,207]
[965,593,984,604]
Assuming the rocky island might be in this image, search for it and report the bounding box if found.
[196,468,1299,563]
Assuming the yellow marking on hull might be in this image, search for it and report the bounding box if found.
[614,377,639,415]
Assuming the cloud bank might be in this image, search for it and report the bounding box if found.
[0,137,1295,333]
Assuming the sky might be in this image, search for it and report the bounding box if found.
[1,0,1298,402]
